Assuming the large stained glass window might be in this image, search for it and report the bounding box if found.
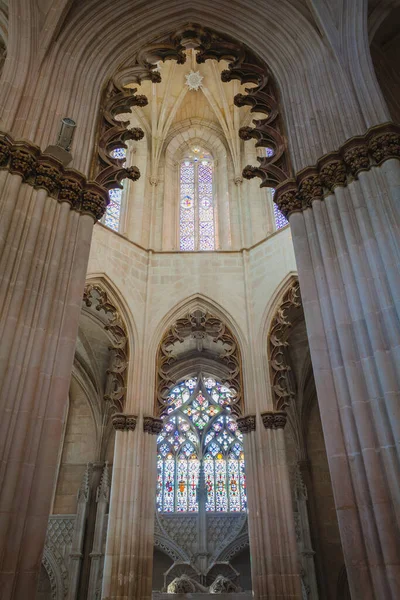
[157,375,246,513]
[102,147,126,232]
[179,149,215,251]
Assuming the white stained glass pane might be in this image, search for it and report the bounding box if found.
[204,456,215,511]
[273,202,288,230]
[198,162,214,250]
[188,457,200,511]
[104,187,122,232]
[111,147,127,159]
[157,456,163,511]
[215,457,228,511]
[176,458,188,511]
[228,459,241,512]
[180,161,195,250]
[239,457,247,510]
[163,457,175,512]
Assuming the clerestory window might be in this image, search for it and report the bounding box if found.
[179,149,215,251]
[102,147,126,232]
[157,375,246,513]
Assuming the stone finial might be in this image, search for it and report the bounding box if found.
[237,415,256,434]
[261,410,287,430]
[96,462,110,503]
[77,463,92,503]
[143,416,163,435]
[112,413,138,431]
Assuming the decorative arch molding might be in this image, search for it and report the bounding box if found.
[93,23,290,191]
[267,278,303,411]
[82,279,130,414]
[214,532,249,563]
[165,124,228,162]
[155,306,243,416]
[42,546,69,600]
[154,533,189,563]
[164,118,226,152]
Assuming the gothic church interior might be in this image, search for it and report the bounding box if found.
[0,1,399,599]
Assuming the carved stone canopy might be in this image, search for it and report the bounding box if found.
[155,309,243,417]
[94,23,291,191]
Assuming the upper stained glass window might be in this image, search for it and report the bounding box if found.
[157,375,246,513]
[102,147,127,232]
[179,149,215,251]
[271,188,288,230]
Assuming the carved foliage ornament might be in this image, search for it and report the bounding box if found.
[273,122,400,219]
[261,410,287,430]
[143,416,163,434]
[0,133,108,221]
[96,24,290,190]
[112,413,137,431]
[83,283,129,414]
[155,309,243,417]
[237,415,256,434]
[268,280,302,411]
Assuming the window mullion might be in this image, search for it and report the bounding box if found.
[195,162,199,250]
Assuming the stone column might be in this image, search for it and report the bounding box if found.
[238,413,302,599]
[0,133,107,599]
[275,123,400,599]
[87,462,110,600]
[101,415,162,600]
[68,464,92,600]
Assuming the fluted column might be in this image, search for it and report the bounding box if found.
[238,413,302,599]
[275,123,400,599]
[0,133,107,599]
[101,415,162,600]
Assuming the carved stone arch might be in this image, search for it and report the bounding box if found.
[216,532,250,562]
[42,546,68,600]
[154,533,189,563]
[155,304,244,417]
[267,277,303,411]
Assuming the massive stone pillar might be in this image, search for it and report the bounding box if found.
[275,123,400,599]
[238,413,302,599]
[101,415,161,600]
[0,132,107,598]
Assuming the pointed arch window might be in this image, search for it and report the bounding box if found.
[102,147,126,232]
[157,375,246,513]
[179,150,215,251]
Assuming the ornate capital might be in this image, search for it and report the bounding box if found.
[237,414,256,434]
[112,413,137,431]
[0,132,109,221]
[261,410,287,430]
[143,416,163,435]
[272,122,400,219]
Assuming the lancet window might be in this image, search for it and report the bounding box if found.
[271,188,288,230]
[102,147,126,232]
[157,375,246,513]
[179,149,215,251]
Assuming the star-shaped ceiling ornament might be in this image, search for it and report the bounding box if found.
[185,70,204,91]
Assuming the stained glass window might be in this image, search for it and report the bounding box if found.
[102,147,127,232]
[157,375,246,513]
[271,188,288,230]
[179,150,215,251]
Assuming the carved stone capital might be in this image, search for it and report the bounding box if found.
[368,130,400,165]
[0,132,109,221]
[318,155,347,192]
[237,415,256,434]
[261,410,287,430]
[143,416,163,435]
[112,413,138,431]
[274,180,300,219]
[297,169,323,207]
[342,141,370,178]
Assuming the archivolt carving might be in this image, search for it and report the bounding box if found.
[95,24,290,192]
[268,280,302,410]
[42,546,69,600]
[155,309,243,417]
[82,283,129,413]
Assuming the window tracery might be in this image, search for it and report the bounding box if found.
[180,150,215,251]
[271,188,289,230]
[157,376,246,513]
